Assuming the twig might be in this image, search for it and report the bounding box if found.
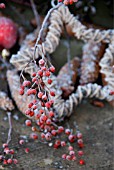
[6,112,12,144]
[33,2,62,60]
[64,24,72,80]
[30,0,41,28]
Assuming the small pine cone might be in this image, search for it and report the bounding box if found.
[0,91,14,111]
[79,41,106,85]
[57,57,80,98]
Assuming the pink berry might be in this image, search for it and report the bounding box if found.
[77,132,82,139]
[68,146,73,151]
[0,3,5,9]
[61,141,66,147]
[45,132,52,141]
[2,143,8,148]
[66,155,71,161]
[13,159,18,164]
[25,148,30,153]
[72,156,76,161]
[69,150,75,156]
[7,158,13,164]
[62,154,66,159]
[23,80,31,87]
[19,139,24,145]
[78,150,84,156]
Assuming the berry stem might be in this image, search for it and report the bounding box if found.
[7,112,12,144]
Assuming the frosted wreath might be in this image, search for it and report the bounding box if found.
[9,4,114,121]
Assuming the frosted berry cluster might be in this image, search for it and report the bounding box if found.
[58,0,78,5]
[19,57,85,164]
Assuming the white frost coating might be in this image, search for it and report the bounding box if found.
[8,4,114,121]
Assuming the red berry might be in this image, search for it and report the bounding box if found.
[49,111,54,117]
[45,102,51,109]
[41,133,45,138]
[51,130,57,136]
[32,77,37,82]
[31,126,36,131]
[10,149,14,154]
[25,120,32,126]
[0,17,17,49]
[30,133,38,140]
[28,102,33,108]
[58,126,64,133]
[41,66,47,71]
[32,72,36,77]
[45,70,50,77]
[78,150,84,156]
[55,140,61,146]
[68,134,76,142]
[3,159,8,165]
[79,159,85,165]
[47,79,52,84]
[38,70,43,77]
[49,66,55,73]
[23,80,31,87]
[65,129,71,135]
[50,91,55,96]
[19,88,24,95]
[38,91,43,98]
[39,59,45,66]
[72,156,76,161]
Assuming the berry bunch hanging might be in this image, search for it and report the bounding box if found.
[19,55,85,163]
[58,0,78,5]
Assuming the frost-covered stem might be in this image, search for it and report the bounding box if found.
[6,112,12,144]
[30,0,41,28]
[33,2,62,60]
